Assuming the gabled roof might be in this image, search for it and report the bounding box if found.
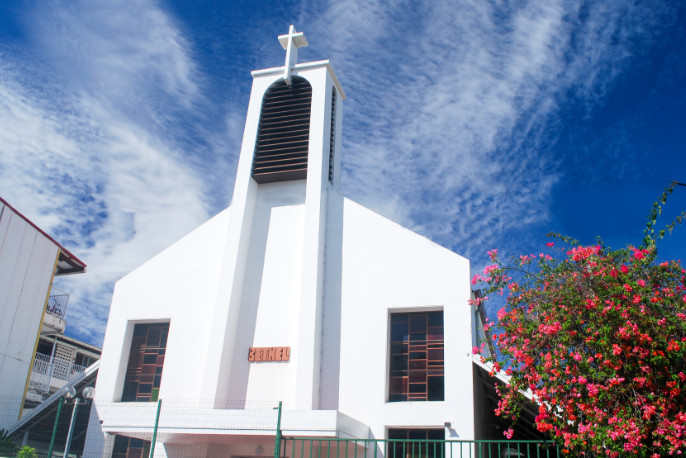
[0,197,86,275]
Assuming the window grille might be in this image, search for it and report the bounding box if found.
[112,435,151,458]
[121,323,169,402]
[389,311,444,402]
[387,429,445,458]
[252,76,312,183]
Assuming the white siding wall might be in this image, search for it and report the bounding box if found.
[334,198,474,441]
[0,202,59,428]
[87,58,475,454]
[94,208,232,403]
[238,182,305,406]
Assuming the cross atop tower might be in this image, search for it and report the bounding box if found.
[278,25,308,86]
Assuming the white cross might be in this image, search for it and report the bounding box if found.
[278,25,308,85]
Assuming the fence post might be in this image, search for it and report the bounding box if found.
[46,397,63,458]
[62,399,80,458]
[274,401,283,458]
[149,398,162,458]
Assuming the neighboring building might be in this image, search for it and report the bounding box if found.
[24,333,101,410]
[84,27,548,458]
[7,363,100,457]
[0,196,86,430]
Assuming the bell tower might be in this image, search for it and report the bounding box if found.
[237,24,345,191]
[204,26,346,410]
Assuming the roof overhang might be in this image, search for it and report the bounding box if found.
[0,197,86,275]
[56,249,86,275]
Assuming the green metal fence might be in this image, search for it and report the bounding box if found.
[3,393,563,458]
[280,438,561,458]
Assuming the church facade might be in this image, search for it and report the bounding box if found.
[84,26,475,457]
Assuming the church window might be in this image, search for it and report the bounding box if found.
[252,76,312,183]
[121,323,169,402]
[112,435,151,458]
[387,428,445,458]
[388,311,444,402]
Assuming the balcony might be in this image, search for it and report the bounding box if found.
[28,352,88,397]
[41,288,69,334]
[46,288,69,319]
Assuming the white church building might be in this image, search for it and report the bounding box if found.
[83,26,500,458]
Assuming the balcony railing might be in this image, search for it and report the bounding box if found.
[46,288,69,319]
[29,352,88,395]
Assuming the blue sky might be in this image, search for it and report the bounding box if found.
[0,1,684,346]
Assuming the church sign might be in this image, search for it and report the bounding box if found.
[248,346,290,362]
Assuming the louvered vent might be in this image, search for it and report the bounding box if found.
[252,76,312,184]
[328,87,336,183]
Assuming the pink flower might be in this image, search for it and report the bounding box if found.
[539,321,562,335]
[488,249,498,261]
[587,384,599,397]
[537,422,553,433]
[567,245,601,261]
[483,264,498,275]
[503,428,514,439]
[642,405,656,420]
[546,242,555,247]
[632,248,649,260]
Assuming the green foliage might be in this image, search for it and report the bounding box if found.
[472,183,686,456]
[642,181,686,248]
[15,446,36,458]
[0,430,17,456]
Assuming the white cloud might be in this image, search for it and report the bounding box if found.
[0,0,675,343]
[0,0,216,344]
[307,0,672,264]
[28,0,200,113]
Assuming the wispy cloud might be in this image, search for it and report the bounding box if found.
[308,0,674,264]
[0,0,225,344]
[0,0,677,344]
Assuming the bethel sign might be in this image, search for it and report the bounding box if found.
[248,346,291,362]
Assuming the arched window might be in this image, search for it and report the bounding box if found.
[252,76,312,183]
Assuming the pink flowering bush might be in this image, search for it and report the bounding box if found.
[472,184,686,456]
